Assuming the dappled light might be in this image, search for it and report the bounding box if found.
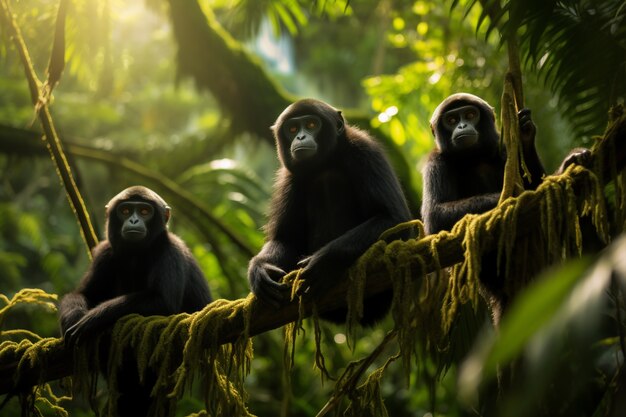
[1,1,625,416]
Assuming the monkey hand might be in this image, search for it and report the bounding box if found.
[63,310,101,347]
[248,260,291,308]
[296,250,338,300]
[557,147,592,174]
[59,309,85,338]
[518,108,537,147]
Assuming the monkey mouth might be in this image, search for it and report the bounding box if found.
[122,228,147,241]
[455,133,477,139]
[454,134,478,146]
[291,146,317,160]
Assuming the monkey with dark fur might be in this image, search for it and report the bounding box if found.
[248,98,412,325]
[421,93,590,323]
[59,186,212,417]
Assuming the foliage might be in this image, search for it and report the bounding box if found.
[0,0,625,416]
[470,0,626,139]
[460,237,626,416]
[0,289,68,417]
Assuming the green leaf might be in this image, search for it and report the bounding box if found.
[459,258,589,394]
[483,258,589,375]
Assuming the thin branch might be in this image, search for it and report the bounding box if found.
[0,126,255,258]
[0,0,98,254]
[0,107,625,394]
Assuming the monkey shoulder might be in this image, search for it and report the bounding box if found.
[85,241,115,275]
[163,231,188,250]
[156,232,197,267]
[424,150,503,196]
[345,128,385,155]
[91,240,113,258]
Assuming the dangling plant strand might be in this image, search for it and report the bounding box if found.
[1,109,624,417]
[0,0,98,254]
[0,290,68,416]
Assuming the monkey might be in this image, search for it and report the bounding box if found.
[59,185,212,416]
[248,98,412,325]
[421,93,591,323]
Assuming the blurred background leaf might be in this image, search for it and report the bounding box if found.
[0,0,624,415]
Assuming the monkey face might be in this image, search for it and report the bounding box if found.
[116,201,154,242]
[105,186,171,249]
[441,105,481,149]
[273,99,346,173]
[283,115,322,161]
[430,93,498,156]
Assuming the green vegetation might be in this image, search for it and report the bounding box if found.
[0,0,625,416]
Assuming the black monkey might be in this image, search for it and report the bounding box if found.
[421,93,589,322]
[421,93,547,235]
[248,98,412,325]
[59,186,212,416]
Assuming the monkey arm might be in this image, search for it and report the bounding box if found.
[555,147,592,174]
[297,147,412,298]
[318,143,412,257]
[295,212,404,300]
[62,241,188,344]
[518,108,547,189]
[520,140,546,190]
[248,169,307,307]
[421,154,500,233]
[248,181,304,306]
[426,194,501,234]
[58,241,114,337]
[58,293,89,335]
[63,289,175,346]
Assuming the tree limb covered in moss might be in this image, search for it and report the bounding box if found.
[0,106,624,395]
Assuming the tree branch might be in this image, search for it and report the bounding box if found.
[0,0,98,254]
[164,0,420,211]
[0,125,255,260]
[0,105,623,394]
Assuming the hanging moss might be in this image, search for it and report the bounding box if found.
[0,289,69,417]
[3,107,624,417]
[312,167,609,416]
[312,107,625,417]
[440,163,609,332]
[66,297,256,417]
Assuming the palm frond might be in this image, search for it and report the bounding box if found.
[469,0,626,139]
[212,0,308,39]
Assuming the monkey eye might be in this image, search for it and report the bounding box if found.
[285,122,298,134]
[120,207,131,216]
[465,110,477,119]
[446,115,458,125]
[136,204,154,218]
[306,120,317,129]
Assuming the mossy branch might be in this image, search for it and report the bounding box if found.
[1,107,624,396]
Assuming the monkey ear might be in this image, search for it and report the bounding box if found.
[164,206,172,224]
[336,111,345,135]
[430,123,436,137]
